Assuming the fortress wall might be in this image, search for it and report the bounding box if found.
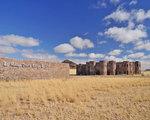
[77,60,141,76]
[0,58,69,80]
[107,61,116,75]
[135,61,141,74]
[76,64,82,75]
[99,61,107,75]
[86,61,96,75]
[95,62,101,75]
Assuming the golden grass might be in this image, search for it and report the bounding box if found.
[0,76,150,120]
[142,71,150,76]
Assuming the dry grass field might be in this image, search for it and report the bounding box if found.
[0,76,150,120]
[142,71,150,76]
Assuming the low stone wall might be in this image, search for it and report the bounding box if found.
[0,58,69,80]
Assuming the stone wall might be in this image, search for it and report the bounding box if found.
[116,61,141,75]
[77,60,141,75]
[99,61,107,75]
[95,62,101,75]
[116,61,130,75]
[86,61,96,75]
[0,58,69,80]
[76,64,86,75]
[135,61,141,74]
[95,61,107,75]
[107,61,116,75]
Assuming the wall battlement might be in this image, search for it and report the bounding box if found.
[0,58,69,80]
[77,60,141,75]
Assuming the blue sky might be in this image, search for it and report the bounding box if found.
[0,0,150,69]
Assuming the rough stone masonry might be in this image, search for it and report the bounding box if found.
[0,58,69,80]
[77,60,141,75]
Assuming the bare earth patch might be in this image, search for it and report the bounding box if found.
[0,76,150,120]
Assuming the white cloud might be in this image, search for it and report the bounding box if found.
[133,9,150,22]
[110,0,120,5]
[119,52,150,70]
[88,53,105,59]
[127,21,135,29]
[0,34,63,62]
[135,40,150,51]
[105,8,150,23]
[105,26,147,44]
[98,32,104,36]
[129,0,138,5]
[70,36,94,49]
[0,34,39,47]
[98,40,107,45]
[104,9,130,22]
[126,52,150,70]
[22,50,59,62]
[0,45,16,54]
[104,55,124,62]
[65,52,105,59]
[128,52,145,59]
[0,39,10,46]
[92,0,121,9]
[54,43,75,53]
[108,49,123,56]
[101,2,107,8]
[65,52,87,58]
[0,34,40,57]
[141,60,150,70]
[119,44,125,48]
[92,1,107,9]
[104,7,150,57]
[142,54,150,60]
[126,50,134,54]
[67,58,86,64]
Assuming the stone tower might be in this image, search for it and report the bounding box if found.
[135,61,141,74]
[76,64,82,75]
[95,62,101,75]
[107,61,116,75]
[99,61,107,75]
[86,61,96,75]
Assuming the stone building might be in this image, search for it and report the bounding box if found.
[62,59,77,69]
[77,60,141,75]
[62,60,77,75]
